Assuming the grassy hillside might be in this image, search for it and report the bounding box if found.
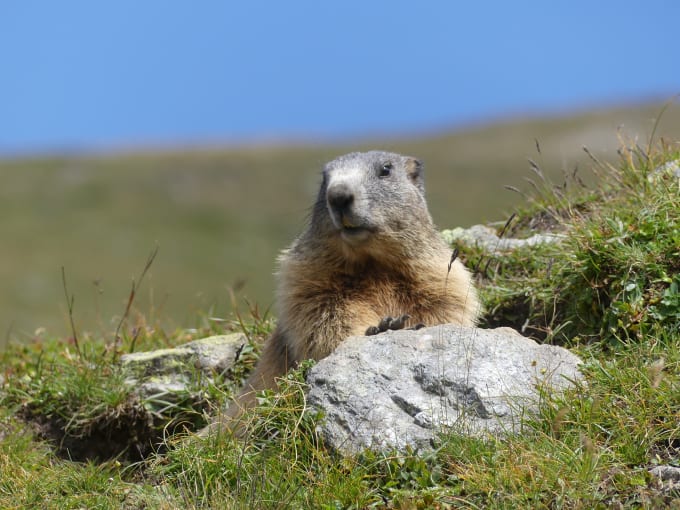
[0,133,677,508]
[1,100,679,341]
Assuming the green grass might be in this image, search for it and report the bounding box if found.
[474,139,680,346]
[2,101,680,341]
[6,336,675,508]
[1,114,679,508]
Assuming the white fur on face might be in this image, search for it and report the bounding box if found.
[325,163,373,243]
[326,163,365,190]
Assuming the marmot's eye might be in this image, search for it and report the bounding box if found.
[379,162,393,178]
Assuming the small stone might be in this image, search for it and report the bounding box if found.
[120,333,247,402]
[648,159,680,183]
[649,465,680,483]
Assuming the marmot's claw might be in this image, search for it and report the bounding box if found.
[378,316,394,332]
[410,323,426,330]
[388,314,411,330]
[365,326,381,336]
[367,314,412,336]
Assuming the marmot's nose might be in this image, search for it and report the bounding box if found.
[327,184,354,213]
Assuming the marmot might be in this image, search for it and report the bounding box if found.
[203,151,479,434]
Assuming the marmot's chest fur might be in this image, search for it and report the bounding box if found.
[284,260,450,323]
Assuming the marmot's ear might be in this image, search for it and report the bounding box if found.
[405,158,425,193]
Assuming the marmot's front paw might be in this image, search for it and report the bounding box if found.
[365,314,412,336]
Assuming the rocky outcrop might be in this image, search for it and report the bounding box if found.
[120,333,247,404]
[116,327,582,456]
[306,324,582,454]
[442,224,562,254]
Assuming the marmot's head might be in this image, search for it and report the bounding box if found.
[312,151,435,257]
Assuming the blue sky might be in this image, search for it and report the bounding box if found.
[2,1,679,155]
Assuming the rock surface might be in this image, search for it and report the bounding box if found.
[120,333,246,402]
[649,465,680,483]
[648,159,680,182]
[306,325,582,454]
[649,464,680,496]
[442,224,562,254]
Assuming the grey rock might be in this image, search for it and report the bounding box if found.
[442,225,562,254]
[306,325,582,455]
[649,465,680,482]
[120,333,246,404]
[648,159,680,183]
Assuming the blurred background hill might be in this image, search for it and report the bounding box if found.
[3,102,679,340]
[2,1,679,341]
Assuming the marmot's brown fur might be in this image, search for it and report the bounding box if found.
[203,151,479,434]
